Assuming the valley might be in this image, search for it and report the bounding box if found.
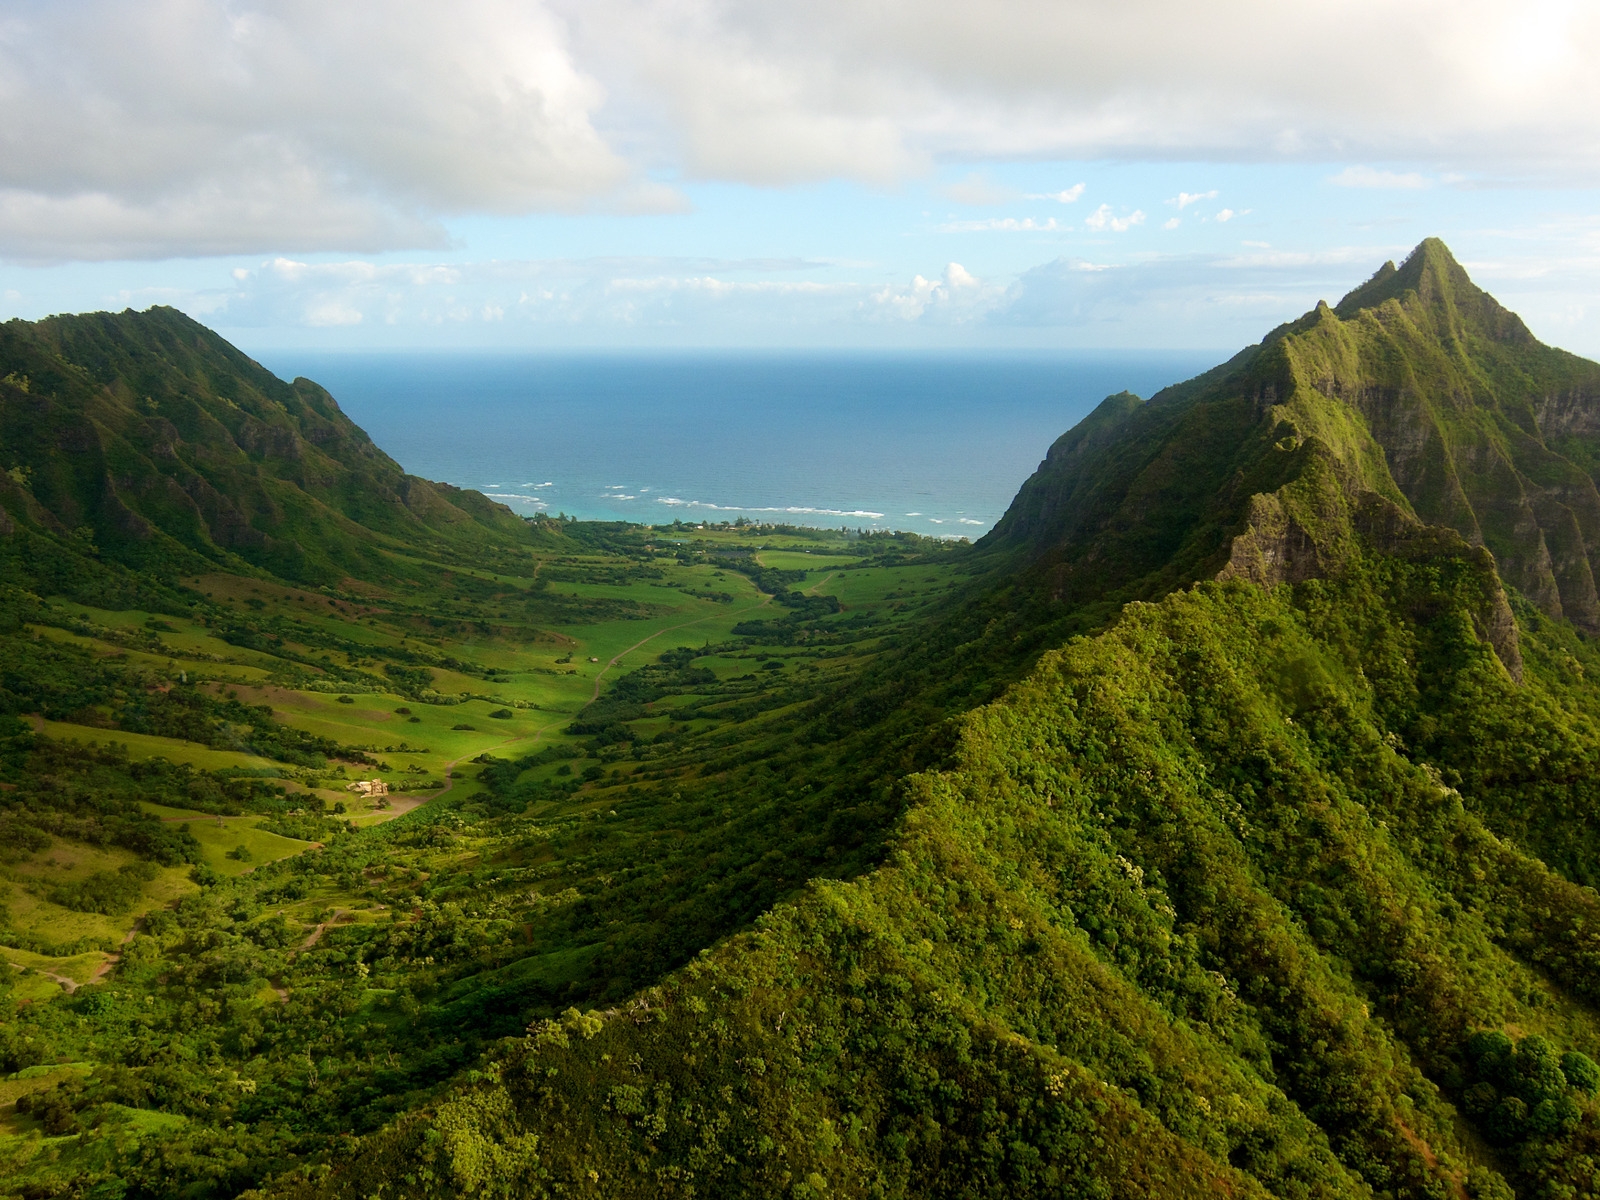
[0,508,969,1195]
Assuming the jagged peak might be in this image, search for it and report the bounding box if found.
[1332,238,1534,344]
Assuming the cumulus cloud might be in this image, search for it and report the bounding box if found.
[8,0,1600,260]
[869,262,998,322]
[1171,190,1218,209]
[0,0,629,260]
[1084,205,1146,232]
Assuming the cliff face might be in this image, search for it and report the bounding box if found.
[0,306,528,584]
[1320,240,1600,629]
[983,240,1600,639]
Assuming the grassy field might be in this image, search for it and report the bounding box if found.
[22,525,966,840]
[27,530,958,809]
[184,817,317,878]
[30,720,283,773]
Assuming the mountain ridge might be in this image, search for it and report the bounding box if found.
[0,305,531,590]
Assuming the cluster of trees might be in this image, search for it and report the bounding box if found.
[1460,1032,1597,1145]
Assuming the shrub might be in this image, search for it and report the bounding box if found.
[1561,1051,1600,1095]
[49,861,158,914]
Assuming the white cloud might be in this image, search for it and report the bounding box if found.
[1328,166,1432,189]
[563,0,1600,186]
[204,253,1009,332]
[1172,190,1218,209]
[154,231,1600,354]
[1215,208,1236,222]
[1025,184,1086,203]
[8,1,1600,261]
[1163,217,1181,230]
[1084,205,1146,232]
[0,0,629,261]
[869,262,998,321]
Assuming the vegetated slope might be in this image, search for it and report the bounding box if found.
[286,245,1600,1200]
[291,531,1600,1200]
[0,306,529,588]
[986,239,1600,631]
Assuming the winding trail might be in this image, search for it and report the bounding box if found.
[43,971,78,993]
[300,914,339,949]
[86,923,142,986]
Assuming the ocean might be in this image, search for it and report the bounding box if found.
[254,351,1218,538]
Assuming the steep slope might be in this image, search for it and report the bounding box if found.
[282,244,1600,1200]
[293,538,1600,1200]
[0,306,528,587]
[984,239,1600,633]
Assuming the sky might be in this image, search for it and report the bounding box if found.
[3,0,1600,356]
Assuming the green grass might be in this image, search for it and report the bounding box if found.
[181,818,316,877]
[33,720,282,772]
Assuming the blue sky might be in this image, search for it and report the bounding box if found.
[3,1,1599,357]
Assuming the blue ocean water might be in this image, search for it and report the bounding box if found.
[255,351,1218,537]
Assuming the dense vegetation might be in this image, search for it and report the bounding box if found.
[295,496,1600,1200]
[5,244,1600,1199]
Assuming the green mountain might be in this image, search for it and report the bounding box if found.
[6,244,1600,1200]
[988,239,1600,637]
[291,243,1600,1200]
[0,306,528,590]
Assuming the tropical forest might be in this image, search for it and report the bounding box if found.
[3,238,1600,1200]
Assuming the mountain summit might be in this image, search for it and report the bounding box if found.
[986,239,1600,640]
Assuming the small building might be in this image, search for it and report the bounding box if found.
[346,779,389,797]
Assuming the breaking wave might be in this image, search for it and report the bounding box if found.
[655,496,886,520]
